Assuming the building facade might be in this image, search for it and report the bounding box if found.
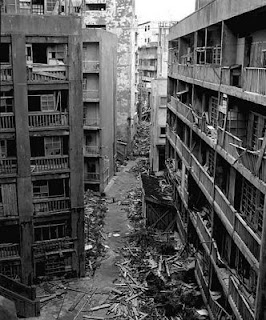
[150,78,167,172]
[166,0,266,319]
[82,0,136,148]
[0,4,84,284]
[137,21,175,107]
[82,29,117,192]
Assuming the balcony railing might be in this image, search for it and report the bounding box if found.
[194,65,221,84]
[0,243,19,259]
[214,186,235,226]
[0,113,15,130]
[33,198,70,215]
[83,61,100,73]
[83,117,100,127]
[0,158,17,174]
[33,238,74,256]
[30,155,69,173]
[234,214,261,261]
[191,210,212,251]
[84,172,100,182]
[27,64,67,82]
[84,146,100,156]
[28,112,68,128]
[172,96,194,123]
[244,67,266,96]
[217,127,243,159]
[229,276,254,320]
[83,89,99,101]
[0,64,12,82]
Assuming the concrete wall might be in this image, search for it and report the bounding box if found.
[150,78,167,172]
[169,0,266,41]
[83,0,136,148]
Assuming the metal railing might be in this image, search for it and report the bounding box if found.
[0,113,15,130]
[30,155,69,172]
[0,158,17,174]
[0,65,12,81]
[229,276,254,320]
[33,198,70,215]
[28,112,68,128]
[0,243,19,259]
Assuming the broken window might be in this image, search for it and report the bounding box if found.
[28,90,67,112]
[30,136,68,157]
[262,50,266,67]
[0,43,10,63]
[26,43,67,65]
[160,127,166,136]
[249,112,266,150]
[86,3,106,10]
[33,179,69,198]
[0,139,16,158]
[0,92,13,113]
[240,179,264,236]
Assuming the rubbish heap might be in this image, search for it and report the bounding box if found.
[84,190,108,275]
[133,121,151,157]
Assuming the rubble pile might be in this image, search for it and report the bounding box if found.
[133,121,151,157]
[129,158,150,176]
[84,190,108,275]
[100,228,209,320]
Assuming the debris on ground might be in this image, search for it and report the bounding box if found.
[84,190,108,276]
[133,121,151,157]
[129,158,150,176]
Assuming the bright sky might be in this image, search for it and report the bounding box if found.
[135,0,195,23]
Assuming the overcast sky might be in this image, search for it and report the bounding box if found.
[135,0,195,23]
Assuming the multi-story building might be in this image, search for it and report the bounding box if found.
[166,1,266,319]
[150,78,167,172]
[82,29,117,192]
[0,3,84,284]
[82,0,136,149]
[138,21,175,106]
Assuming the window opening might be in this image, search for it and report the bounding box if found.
[86,3,106,10]
[0,43,10,63]
[44,136,62,156]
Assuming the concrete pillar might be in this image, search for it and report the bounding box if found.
[12,34,34,285]
[68,34,85,276]
[255,195,266,320]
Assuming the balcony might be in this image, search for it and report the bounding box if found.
[0,243,19,260]
[0,64,12,82]
[0,113,15,131]
[33,198,70,215]
[83,90,99,101]
[214,186,235,226]
[30,156,69,173]
[83,146,100,157]
[83,61,100,73]
[193,64,221,85]
[28,112,68,129]
[243,67,266,96]
[33,238,74,257]
[84,172,100,182]
[234,214,261,261]
[0,158,17,175]
[217,127,266,184]
[229,276,254,320]
[217,127,243,160]
[83,117,100,128]
[27,64,67,82]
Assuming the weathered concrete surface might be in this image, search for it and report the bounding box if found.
[83,0,136,145]
[0,295,18,320]
[26,160,140,320]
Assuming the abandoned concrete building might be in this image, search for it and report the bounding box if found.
[82,29,117,192]
[82,0,136,151]
[166,0,266,319]
[0,3,85,288]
